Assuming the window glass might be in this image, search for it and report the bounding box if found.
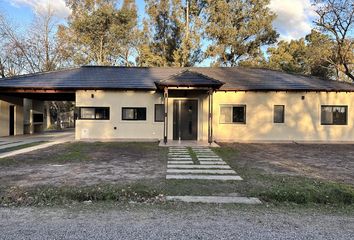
[95,108,109,119]
[80,108,95,119]
[220,106,232,123]
[321,106,347,125]
[233,106,246,123]
[79,107,109,120]
[274,105,285,123]
[155,104,165,122]
[122,108,147,120]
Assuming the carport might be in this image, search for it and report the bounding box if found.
[0,88,75,137]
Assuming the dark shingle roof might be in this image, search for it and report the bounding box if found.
[0,66,353,92]
[155,69,224,88]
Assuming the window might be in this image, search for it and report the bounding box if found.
[321,105,348,125]
[220,105,246,124]
[79,107,109,120]
[155,104,165,122]
[122,107,146,120]
[274,105,285,123]
[33,113,44,123]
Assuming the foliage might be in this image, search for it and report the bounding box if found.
[266,30,334,79]
[59,0,139,66]
[205,0,278,66]
[313,0,353,81]
[138,0,205,67]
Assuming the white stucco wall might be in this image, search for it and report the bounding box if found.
[75,90,354,142]
[75,90,165,140]
[0,97,24,136]
[213,91,354,142]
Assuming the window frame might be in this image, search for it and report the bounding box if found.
[320,105,348,125]
[219,105,246,124]
[273,105,285,124]
[154,104,165,122]
[122,107,147,121]
[78,107,110,120]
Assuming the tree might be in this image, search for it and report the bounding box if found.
[0,7,63,76]
[205,0,278,66]
[139,0,204,67]
[313,0,354,81]
[265,30,334,79]
[60,0,139,66]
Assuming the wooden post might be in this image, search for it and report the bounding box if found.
[164,87,168,144]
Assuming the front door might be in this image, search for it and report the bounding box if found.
[9,105,14,136]
[173,100,198,140]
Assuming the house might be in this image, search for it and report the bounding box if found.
[0,66,354,142]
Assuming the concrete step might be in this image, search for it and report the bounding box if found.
[168,161,194,164]
[199,161,226,165]
[166,196,261,204]
[167,169,236,174]
[167,165,231,169]
[168,157,192,160]
[166,175,243,180]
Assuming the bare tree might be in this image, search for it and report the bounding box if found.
[314,0,354,81]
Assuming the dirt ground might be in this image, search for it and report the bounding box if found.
[0,142,167,188]
[220,143,354,185]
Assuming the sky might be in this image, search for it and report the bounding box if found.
[0,0,317,65]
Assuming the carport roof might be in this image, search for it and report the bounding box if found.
[0,66,353,92]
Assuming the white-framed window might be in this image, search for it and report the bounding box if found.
[321,105,348,125]
[274,105,285,123]
[220,105,246,124]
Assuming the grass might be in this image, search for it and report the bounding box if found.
[0,141,163,166]
[0,142,353,208]
[213,146,354,206]
[187,147,199,164]
[0,182,164,207]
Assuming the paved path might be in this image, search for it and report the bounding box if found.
[0,205,353,240]
[165,147,261,204]
[166,147,242,181]
[0,131,74,159]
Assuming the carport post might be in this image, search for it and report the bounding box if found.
[163,87,168,144]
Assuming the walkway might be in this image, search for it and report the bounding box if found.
[166,147,242,180]
[165,146,261,204]
[0,130,74,158]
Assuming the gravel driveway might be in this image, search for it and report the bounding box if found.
[0,204,353,240]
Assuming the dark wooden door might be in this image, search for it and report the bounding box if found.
[9,105,14,136]
[173,100,198,140]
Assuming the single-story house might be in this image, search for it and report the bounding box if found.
[0,66,354,142]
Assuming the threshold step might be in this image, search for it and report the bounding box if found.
[166,196,261,204]
[166,175,243,180]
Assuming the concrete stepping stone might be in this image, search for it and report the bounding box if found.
[166,175,243,180]
[167,169,236,174]
[199,161,226,165]
[167,165,231,169]
[166,196,261,204]
[168,161,194,164]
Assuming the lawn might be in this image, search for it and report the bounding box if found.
[0,141,354,207]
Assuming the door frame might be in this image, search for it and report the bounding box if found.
[172,99,199,140]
